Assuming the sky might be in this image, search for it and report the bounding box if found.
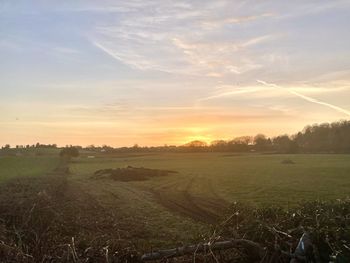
[1,0,350,147]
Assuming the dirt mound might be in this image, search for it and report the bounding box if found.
[91,166,178,181]
[281,159,295,164]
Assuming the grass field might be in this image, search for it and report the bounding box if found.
[0,155,59,182]
[66,152,350,245]
[71,152,350,205]
[1,151,350,251]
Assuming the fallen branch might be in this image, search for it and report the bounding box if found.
[0,241,33,259]
[141,239,265,261]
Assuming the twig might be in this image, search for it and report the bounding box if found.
[71,237,79,262]
[271,227,292,238]
[103,246,110,263]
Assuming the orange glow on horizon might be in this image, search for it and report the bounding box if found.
[181,135,213,145]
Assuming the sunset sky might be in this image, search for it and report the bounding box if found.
[1,1,350,146]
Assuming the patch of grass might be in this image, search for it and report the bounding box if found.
[68,153,350,247]
[0,156,59,183]
[1,153,350,261]
[71,153,350,206]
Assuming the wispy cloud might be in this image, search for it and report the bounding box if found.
[197,86,271,102]
[1,0,350,146]
[89,1,277,77]
[199,13,274,29]
[257,80,350,117]
[88,1,350,81]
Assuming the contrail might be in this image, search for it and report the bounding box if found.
[198,87,269,102]
[92,41,125,62]
[257,80,350,117]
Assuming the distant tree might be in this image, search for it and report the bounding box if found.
[101,145,114,153]
[253,134,271,151]
[210,140,226,146]
[293,120,350,153]
[272,135,299,153]
[184,140,207,147]
[210,140,228,151]
[59,147,79,158]
[86,145,96,151]
[181,140,208,152]
[34,120,350,154]
[225,136,251,152]
[233,136,253,145]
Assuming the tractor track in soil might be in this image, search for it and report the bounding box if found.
[151,176,230,224]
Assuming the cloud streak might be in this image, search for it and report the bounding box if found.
[89,1,278,77]
[257,80,350,117]
[197,86,271,101]
[1,1,350,146]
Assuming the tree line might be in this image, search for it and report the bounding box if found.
[85,120,350,154]
[2,120,350,154]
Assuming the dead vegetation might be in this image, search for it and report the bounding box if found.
[141,199,350,262]
[91,166,178,181]
[216,200,350,262]
[1,161,350,262]
[0,162,141,262]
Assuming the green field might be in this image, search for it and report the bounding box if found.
[65,152,350,244]
[1,152,350,247]
[0,156,59,182]
[71,153,350,205]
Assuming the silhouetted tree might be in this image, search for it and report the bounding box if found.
[272,135,297,153]
[184,140,207,147]
[233,136,253,145]
[294,121,350,153]
[210,140,228,151]
[59,147,79,158]
[253,134,271,151]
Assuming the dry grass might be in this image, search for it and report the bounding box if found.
[0,162,141,262]
[216,200,350,262]
[1,153,350,262]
